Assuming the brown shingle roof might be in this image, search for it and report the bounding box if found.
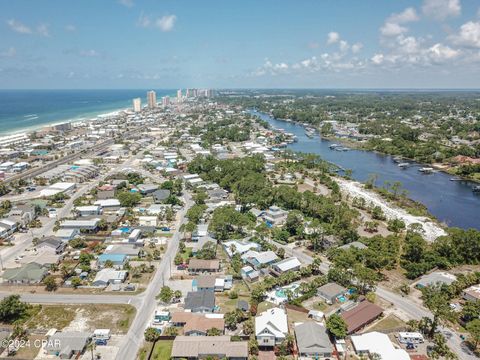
[171,336,248,358]
[341,301,383,334]
[189,259,220,271]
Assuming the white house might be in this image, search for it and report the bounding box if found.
[223,240,261,258]
[92,268,128,287]
[75,205,102,217]
[94,199,121,209]
[255,307,288,347]
[271,257,301,275]
[351,332,409,360]
[139,216,158,227]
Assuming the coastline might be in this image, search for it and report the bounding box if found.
[0,105,130,138]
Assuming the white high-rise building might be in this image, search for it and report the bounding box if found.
[133,98,141,112]
[162,96,170,106]
[147,90,157,109]
[177,89,182,103]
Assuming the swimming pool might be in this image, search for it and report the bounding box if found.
[119,227,131,233]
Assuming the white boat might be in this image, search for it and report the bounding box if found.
[418,167,434,173]
[398,163,410,168]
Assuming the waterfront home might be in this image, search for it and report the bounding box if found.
[255,307,288,347]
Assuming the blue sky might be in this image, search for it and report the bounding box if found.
[1,0,480,89]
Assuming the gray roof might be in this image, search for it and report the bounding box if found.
[2,263,47,282]
[294,322,333,354]
[185,291,215,311]
[195,275,216,288]
[46,331,90,353]
[338,241,367,250]
[37,236,64,249]
[153,189,171,201]
[317,282,348,298]
[417,271,457,287]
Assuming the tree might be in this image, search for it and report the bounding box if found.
[206,327,222,336]
[157,286,173,303]
[0,295,29,323]
[467,319,480,349]
[174,254,183,265]
[163,327,178,336]
[422,285,456,337]
[144,327,160,342]
[43,275,57,291]
[430,333,458,360]
[117,191,142,208]
[71,277,82,289]
[326,314,348,339]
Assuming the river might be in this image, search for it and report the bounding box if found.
[253,110,480,230]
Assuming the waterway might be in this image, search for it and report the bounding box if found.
[253,110,480,230]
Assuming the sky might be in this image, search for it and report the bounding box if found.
[1,0,480,89]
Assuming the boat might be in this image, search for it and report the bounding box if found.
[398,163,410,168]
[418,167,434,174]
[329,144,340,149]
[393,156,403,163]
[449,177,462,181]
[473,186,480,193]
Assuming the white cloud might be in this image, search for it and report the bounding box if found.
[138,13,177,32]
[37,24,50,37]
[380,7,419,37]
[351,42,363,53]
[450,21,480,48]
[371,53,384,65]
[422,0,461,20]
[155,15,177,32]
[6,19,32,34]
[0,47,16,58]
[327,32,340,44]
[65,24,76,32]
[119,0,134,7]
[428,43,460,62]
[339,40,349,52]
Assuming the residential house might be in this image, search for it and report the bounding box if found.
[54,228,79,241]
[2,263,48,284]
[138,216,158,227]
[75,205,102,217]
[463,284,480,302]
[223,239,260,258]
[94,199,121,210]
[152,189,170,203]
[60,218,100,231]
[36,236,66,254]
[255,307,288,347]
[294,322,333,359]
[171,336,248,360]
[97,254,127,269]
[45,331,91,359]
[188,259,220,274]
[271,257,301,275]
[241,266,259,282]
[92,268,128,287]
[184,291,216,313]
[351,332,410,360]
[137,184,158,195]
[171,312,224,336]
[263,205,288,226]
[97,185,115,200]
[341,301,384,334]
[317,283,348,305]
[241,250,278,268]
[192,275,216,292]
[416,271,457,288]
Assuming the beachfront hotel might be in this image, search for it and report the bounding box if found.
[132,97,141,112]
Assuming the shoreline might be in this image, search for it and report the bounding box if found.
[0,105,131,138]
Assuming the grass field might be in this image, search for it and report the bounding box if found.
[369,314,406,332]
[150,340,174,360]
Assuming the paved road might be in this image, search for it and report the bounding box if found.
[269,239,476,360]
[115,178,193,360]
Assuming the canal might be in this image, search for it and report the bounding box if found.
[253,110,480,230]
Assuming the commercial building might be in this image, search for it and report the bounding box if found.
[133,98,141,112]
[147,90,157,109]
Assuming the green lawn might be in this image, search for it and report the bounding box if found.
[150,340,173,360]
[257,301,276,313]
[216,294,250,313]
[369,314,406,332]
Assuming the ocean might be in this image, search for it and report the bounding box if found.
[0,89,175,135]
